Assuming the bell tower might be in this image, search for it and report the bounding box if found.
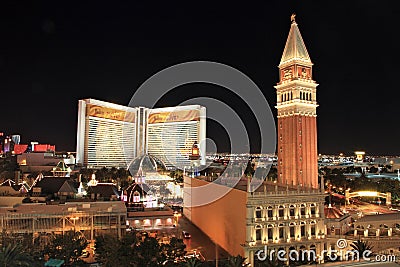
[275,15,319,189]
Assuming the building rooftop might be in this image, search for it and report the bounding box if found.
[325,204,345,219]
[356,212,400,223]
[194,176,321,194]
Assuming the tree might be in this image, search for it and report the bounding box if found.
[0,243,33,267]
[244,161,255,177]
[170,170,184,183]
[133,237,165,266]
[116,168,131,188]
[95,167,109,182]
[161,237,186,261]
[0,232,43,266]
[94,235,121,267]
[95,232,138,267]
[183,257,203,267]
[369,166,378,173]
[350,239,374,261]
[45,231,87,265]
[266,166,277,181]
[225,255,249,266]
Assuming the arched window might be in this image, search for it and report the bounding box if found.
[267,206,273,218]
[289,205,295,217]
[310,221,316,236]
[133,191,140,203]
[267,224,274,240]
[278,205,285,218]
[281,94,283,103]
[300,91,303,100]
[300,222,306,237]
[279,223,285,239]
[289,222,296,238]
[300,204,306,216]
[255,207,262,219]
[255,225,262,241]
[310,204,316,216]
[290,91,293,100]
[309,93,312,101]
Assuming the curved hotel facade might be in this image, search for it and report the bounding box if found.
[76,98,206,170]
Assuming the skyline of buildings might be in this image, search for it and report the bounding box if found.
[0,7,399,265]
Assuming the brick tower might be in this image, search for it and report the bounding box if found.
[275,15,319,189]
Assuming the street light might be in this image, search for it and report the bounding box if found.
[173,211,181,225]
[189,142,200,177]
[69,216,79,232]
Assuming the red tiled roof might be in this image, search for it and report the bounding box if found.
[325,205,344,219]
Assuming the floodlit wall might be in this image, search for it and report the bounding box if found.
[183,176,246,256]
[0,197,25,207]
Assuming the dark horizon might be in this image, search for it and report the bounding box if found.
[0,1,398,156]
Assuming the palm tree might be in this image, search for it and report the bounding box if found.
[350,239,374,261]
[183,257,203,267]
[0,243,32,267]
[226,255,249,267]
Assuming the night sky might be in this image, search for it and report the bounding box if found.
[0,1,398,155]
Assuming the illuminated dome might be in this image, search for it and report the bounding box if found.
[52,161,72,177]
[127,154,166,177]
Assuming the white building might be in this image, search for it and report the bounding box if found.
[76,99,137,168]
[76,99,206,169]
[146,105,206,170]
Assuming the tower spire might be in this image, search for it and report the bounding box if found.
[280,15,311,67]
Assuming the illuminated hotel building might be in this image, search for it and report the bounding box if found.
[147,105,206,170]
[76,99,206,169]
[76,99,137,168]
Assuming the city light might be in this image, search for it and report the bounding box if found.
[356,191,379,197]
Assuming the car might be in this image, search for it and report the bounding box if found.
[182,231,191,239]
